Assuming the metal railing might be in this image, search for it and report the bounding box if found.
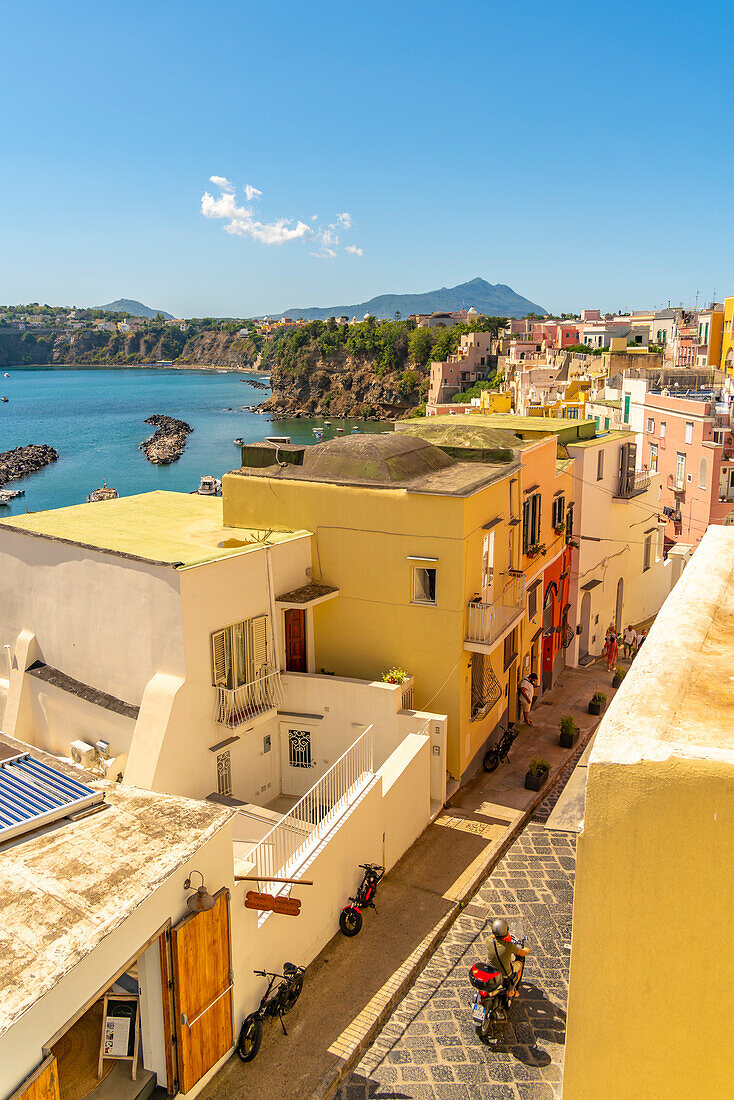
[213,667,283,727]
[466,573,526,648]
[615,468,651,498]
[246,727,374,880]
[401,683,414,710]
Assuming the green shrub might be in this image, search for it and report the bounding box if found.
[528,757,550,777]
[559,715,579,737]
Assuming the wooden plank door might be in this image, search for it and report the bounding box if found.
[171,890,233,1095]
[8,1056,60,1100]
[285,608,307,672]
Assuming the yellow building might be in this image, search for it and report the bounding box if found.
[720,295,734,374]
[563,525,734,1099]
[224,433,525,783]
[477,389,512,414]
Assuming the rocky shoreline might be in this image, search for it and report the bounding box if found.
[140,415,193,464]
[0,444,59,487]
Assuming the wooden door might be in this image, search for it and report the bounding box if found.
[8,1057,59,1100]
[171,891,233,1095]
[285,608,307,672]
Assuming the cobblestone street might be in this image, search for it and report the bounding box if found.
[337,804,576,1100]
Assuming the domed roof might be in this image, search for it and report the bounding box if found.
[301,433,454,484]
[467,305,478,316]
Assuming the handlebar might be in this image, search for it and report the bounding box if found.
[359,863,384,871]
[253,969,284,979]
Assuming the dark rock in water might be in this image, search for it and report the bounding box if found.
[140,415,193,464]
[0,444,59,487]
[244,378,269,390]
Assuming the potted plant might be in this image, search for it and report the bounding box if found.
[612,666,626,688]
[525,757,550,791]
[559,714,579,748]
[588,691,606,716]
[566,538,579,549]
[554,521,566,536]
[527,542,547,559]
[381,667,408,685]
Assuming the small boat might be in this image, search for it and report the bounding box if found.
[193,475,222,496]
[86,482,118,503]
[3,373,9,378]
[234,438,244,446]
[336,427,344,432]
[0,488,24,501]
[324,420,331,426]
[1,397,8,403]
[351,427,360,433]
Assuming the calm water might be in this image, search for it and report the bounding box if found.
[0,366,392,516]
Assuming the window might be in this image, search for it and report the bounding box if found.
[470,652,502,719]
[503,627,518,670]
[714,429,726,446]
[604,417,610,430]
[646,417,655,433]
[643,534,653,572]
[675,452,686,489]
[699,458,707,489]
[288,728,312,768]
[412,566,437,604]
[685,421,693,444]
[528,584,538,620]
[216,750,232,796]
[649,442,658,472]
[482,531,495,594]
[624,394,631,423]
[597,449,604,481]
[566,502,574,540]
[552,495,565,529]
[523,493,542,552]
[211,615,270,689]
[660,421,666,438]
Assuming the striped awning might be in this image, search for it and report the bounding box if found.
[0,753,103,843]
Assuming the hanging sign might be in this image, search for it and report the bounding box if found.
[245,890,302,916]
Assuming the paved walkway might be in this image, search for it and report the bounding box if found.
[336,765,582,1100]
[201,664,611,1100]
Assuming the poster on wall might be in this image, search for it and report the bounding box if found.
[98,992,140,1080]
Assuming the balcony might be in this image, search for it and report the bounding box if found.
[213,667,283,727]
[615,468,651,498]
[465,574,526,651]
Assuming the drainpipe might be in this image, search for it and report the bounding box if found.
[265,546,282,670]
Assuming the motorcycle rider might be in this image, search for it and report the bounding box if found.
[486,918,529,1003]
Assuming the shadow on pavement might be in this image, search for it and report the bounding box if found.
[480,979,567,1066]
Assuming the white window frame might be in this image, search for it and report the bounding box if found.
[649,442,658,472]
[685,421,693,444]
[660,421,666,438]
[412,565,437,605]
[646,417,655,434]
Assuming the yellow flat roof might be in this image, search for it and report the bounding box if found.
[0,491,308,567]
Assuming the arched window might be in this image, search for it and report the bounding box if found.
[698,458,707,489]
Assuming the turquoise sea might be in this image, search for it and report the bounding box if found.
[0,366,391,516]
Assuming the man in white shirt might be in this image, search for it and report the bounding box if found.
[623,625,637,658]
[519,673,537,725]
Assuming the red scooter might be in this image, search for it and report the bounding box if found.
[339,863,384,936]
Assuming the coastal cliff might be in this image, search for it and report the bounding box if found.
[0,329,260,370]
[259,355,422,419]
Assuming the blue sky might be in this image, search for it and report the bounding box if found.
[2,0,732,317]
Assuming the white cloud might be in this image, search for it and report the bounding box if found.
[202,178,358,257]
[209,175,235,192]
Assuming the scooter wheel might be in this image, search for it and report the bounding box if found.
[483,751,500,773]
[339,907,363,936]
[237,1014,263,1062]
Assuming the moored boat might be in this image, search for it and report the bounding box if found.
[192,475,222,496]
[86,482,118,503]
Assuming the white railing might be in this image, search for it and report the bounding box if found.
[401,683,414,710]
[213,667,283,727]
[466,573,526,647]
[246,727,374,880]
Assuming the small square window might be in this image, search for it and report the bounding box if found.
[646,417,655,433]
[412,566,437,605]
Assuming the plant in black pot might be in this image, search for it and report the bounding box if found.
[588,691,607,716]
[559,714,579,748]
[525,757,550,791]
[612,666,626,689]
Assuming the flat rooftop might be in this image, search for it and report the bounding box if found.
[0,491,309,567]
[591,525,734,767]
[565,429,632,449]
[0,733,233,1039]
[399,413,598,444]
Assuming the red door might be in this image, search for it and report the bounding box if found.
[285,609,307,672]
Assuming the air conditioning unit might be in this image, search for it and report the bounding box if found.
[70,739,97,768]
[103,753,128,783]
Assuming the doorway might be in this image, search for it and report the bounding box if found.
[284,609,307,672]
[579,592,591,658]
[615,578,624,632]
[542,586,555,693]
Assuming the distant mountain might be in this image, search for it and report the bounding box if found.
[98,298,173,320]
[281,277,547,321]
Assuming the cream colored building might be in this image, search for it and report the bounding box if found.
[563,525,734,1099]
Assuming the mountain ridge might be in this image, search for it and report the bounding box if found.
[98,298,173,320]
[280,277,547,321]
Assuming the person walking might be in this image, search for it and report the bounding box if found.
[623,624,637,658]
[518,672,537,726]
[603,626,619,672]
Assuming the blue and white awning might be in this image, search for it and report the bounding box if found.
[0,753,104,843]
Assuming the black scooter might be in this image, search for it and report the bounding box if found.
[482,723,518,773]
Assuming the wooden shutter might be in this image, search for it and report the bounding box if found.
[171,891,233,1095]
[522,499,532,552]
[248,615,269,679]
[211,629,228,686]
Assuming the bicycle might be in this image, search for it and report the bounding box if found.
[339,863,384,936]
[236,962,305,1062]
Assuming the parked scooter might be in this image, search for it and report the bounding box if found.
[482,723,519,773]
[469,936,527,1039]
[339,863,384,936]
[236,963,305,1062]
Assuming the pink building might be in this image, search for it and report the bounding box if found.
[556,323,580,348]
[640,392,734,549]
[580,309,602,322]
[427,331,496,405]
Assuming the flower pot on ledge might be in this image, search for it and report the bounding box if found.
[524,769,549,792]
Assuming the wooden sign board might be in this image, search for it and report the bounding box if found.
[245,890,301,916]
[98,992,140,1080]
